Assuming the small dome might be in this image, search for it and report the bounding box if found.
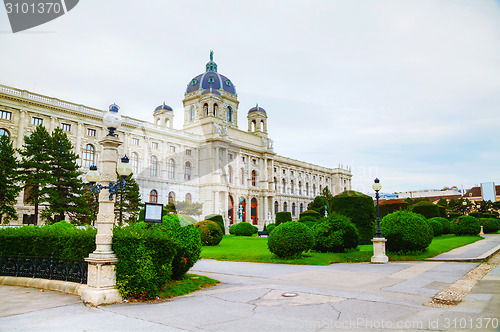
[155,102,173,112]
[201,88,221,96]
[248,104,266,114]
[185,51,237,95]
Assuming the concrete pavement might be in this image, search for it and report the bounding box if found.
[0,235,499,331]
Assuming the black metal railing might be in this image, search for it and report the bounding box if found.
[0,254,87,284]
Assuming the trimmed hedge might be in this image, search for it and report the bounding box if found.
[299,209,322,220]
[312,213,359,253]
[231,222,256,236]
[453,216,481,236]
[379,199,408,218]
[380,211,433,253]
[482,218,500,233]
[427,218,444,237]
[429,217,451,234]
[298,216,319,230]
[194,220,223,246]
[205,214,225,234]
[276,211,292,226]
[266,223,276,233]
[114,227,177,300]
[330,191,376,244]
[267,222,314,258]
[411,201,440,219]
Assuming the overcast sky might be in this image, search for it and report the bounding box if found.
[1,0,499,194]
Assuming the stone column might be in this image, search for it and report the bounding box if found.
[81,135,122,305]
[371,238,389,264]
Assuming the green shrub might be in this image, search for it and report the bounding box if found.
[231,222,256,236]
[194,220,223,246]
[312,213,359,253]
[470,212,498,219]
[482,218,500,233]
[177,214,197,226]
[411,201,440,219]
[266,223,276,233]
[113,227,177,299]
[453,216,481,236]
[267,222,314,258]
[380,211,433,253]
[299,209,322,220]
[438,206,447,218]
[252,225,259,235]
[330,191,375,244]
[447,212,461,220]
[298,216,319,230]
[205,214,225,234]
[154,214,202,280]
[48,220,76,230]
[379,199,408,218]
[427,218,444,236]
[276,211,292,226]
[429,217,451,234]
[229,224,237,234]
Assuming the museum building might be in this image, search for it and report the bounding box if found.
[0,54,352,227]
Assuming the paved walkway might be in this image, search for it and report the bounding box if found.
[0,235,499,332]
[428,234,500,261]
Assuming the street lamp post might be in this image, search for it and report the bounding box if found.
[462,200,467,215]
[81,103,131,306]
[371,178,388,264]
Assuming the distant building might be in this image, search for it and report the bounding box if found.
[463,185,500,203]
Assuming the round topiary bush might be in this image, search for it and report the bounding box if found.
[232,222,256,236]
[205,214,225,234]
[330,191,376,244]
[194,220,223,246]
[298,216,319,230]
[453,216,481,236]
[267,222,314,258]
[266,223,276,233]
[482,218,500,233]
[380,211,433,253]
[411,201,440,219]
[429,217,451,234]
[252,225,258,235]
[276,211,292,226]
[312,213,358,253]
[229,223,237,234]
[379,199,408,219]
[48,220,75,230]
[155,214,202,280]
[299,209,322,220]
[427,218,444,237]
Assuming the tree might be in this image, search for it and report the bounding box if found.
[173,200,203,216]
[308,195,328,216]
[437,197,448,208]
[114,174,141,226]
[0,135,21,224]
[19,125,53,224]
[42,128,90,224]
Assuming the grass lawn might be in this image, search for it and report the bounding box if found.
[159,273,219,299]
[200,234,483,265]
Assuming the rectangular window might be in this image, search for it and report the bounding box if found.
[170,145,176,153]
[61,123,71,132]
[274,167,277,173]
[132,138,139,145]
[0,110,12,120]
[242,156,245,162]
[86,128,96,137]
[186,149,192,155]
[228,153,233,160]
[151,142,159,149]
[31,117,43,126]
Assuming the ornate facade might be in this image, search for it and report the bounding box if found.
[0,54,352,227]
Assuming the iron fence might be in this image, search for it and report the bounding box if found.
[0,254,87,284]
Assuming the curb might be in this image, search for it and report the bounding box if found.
[427,244,500,262]
[0,276,87,296]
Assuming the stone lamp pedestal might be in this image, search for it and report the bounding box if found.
[371,237,389,264]
[81,136,123,305]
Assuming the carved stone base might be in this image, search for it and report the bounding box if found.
[371,237,389,264]
[80,287,122,306]
[82,257,122,305]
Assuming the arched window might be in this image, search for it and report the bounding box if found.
[189,106,195,121]
[165,118,170,127]
[156,118,161,125]
[305,183,309,196]
[213,103,218,117]
[251,170,257,187]
[319,185,322,193]
[251,120,256,132]
[282,179,286,194]
[228,195,234,224]
[313,184,316,197]
[226,106,233,122]
[0,128,10,137]
[298,181,302,195]
[228,166,233,184]
[283,202,288,211]
[131,152,139,174]
[274,177,278,192]
[203,103,209,116]
[185,193,192,203]
[184,161,191,180]
[150,155,158,177]
[168,191,175,204]
[260,120,265,131]
[300,203,304,214]
[168,159,175,179]
[274,201,279,215]
[149,189,158,203]
[290,180,294,194]
[241,168,245,186]
[292,202,296,216]
[82,144,95,168]
[251,198,258,225]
